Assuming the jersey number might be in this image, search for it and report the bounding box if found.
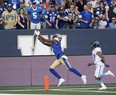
[33,12,37,19]
[92,54,95,61]
[50,17,55,22]
[6,14,14,20]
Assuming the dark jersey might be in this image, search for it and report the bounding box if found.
[45,10,60,26]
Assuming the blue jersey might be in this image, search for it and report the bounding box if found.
[45,10,60,26]
[107,0,112,4]
[49,0,55,5]
[40,7,47,22]
[9,0,20,10]
[95,7,105,16]
[58,13,68,28]
[57,0,63,5]
[28,7,43,24]
[51,41,64,59]
[0,5,4,18]
[80,11,92,28]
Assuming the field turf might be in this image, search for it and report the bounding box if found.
[0,84,116,95]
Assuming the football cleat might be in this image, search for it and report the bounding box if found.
[99,86,107,90]
[58,78,65,86]
[106,70,115,77]
[81,75,87,84]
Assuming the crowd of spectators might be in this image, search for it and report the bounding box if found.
[0,0,116,30]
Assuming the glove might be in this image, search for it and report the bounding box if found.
[34,30,41,36]
[88,63,92,66]
[105,64,110,67]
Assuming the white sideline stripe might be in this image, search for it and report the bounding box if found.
[71,87,116,90]
[51,87,116,94]
[51,89,116,94]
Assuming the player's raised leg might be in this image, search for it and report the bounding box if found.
[105,70,115,77]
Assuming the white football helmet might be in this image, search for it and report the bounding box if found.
[52,33,62,41]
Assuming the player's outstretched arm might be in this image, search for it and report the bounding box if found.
[38,35,51,46]
[34,30,58,46]
[37,34,58,46]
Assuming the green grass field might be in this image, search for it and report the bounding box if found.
[0,84,116,95]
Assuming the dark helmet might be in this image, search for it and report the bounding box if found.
[90,40,100,48]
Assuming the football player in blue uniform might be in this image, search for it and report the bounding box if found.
[27,1,43,29]
[34,30,87,86]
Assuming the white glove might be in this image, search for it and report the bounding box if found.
[34,30,40,36]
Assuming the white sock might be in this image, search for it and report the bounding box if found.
[101,83,106,87]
